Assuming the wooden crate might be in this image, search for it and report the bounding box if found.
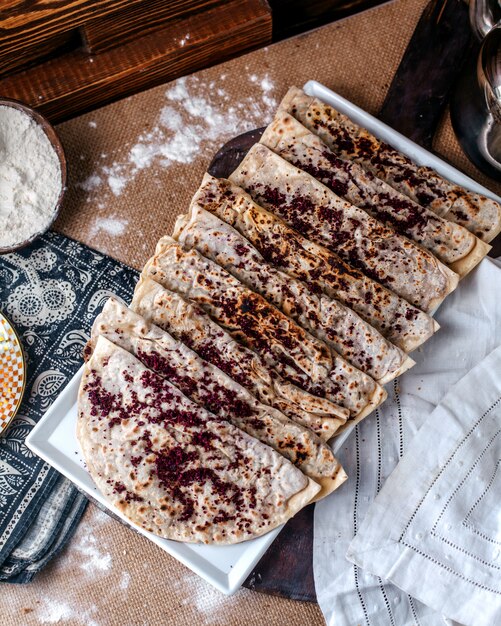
[0,0,272,122]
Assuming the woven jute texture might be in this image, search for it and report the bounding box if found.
[3,0,500,624]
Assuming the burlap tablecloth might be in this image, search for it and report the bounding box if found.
[4,0,500,624]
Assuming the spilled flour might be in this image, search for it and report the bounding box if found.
[37,597,99,626]
[119,571,131,591]
[75,533,112,574]
[78,174,102,193]
[76,73,277,201]
[178,572,252,625]
[88,216,128,238]
[55,507,113,578]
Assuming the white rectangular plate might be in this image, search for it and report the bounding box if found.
[26,80,501,595]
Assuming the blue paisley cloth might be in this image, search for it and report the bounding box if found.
[0,231,138,583]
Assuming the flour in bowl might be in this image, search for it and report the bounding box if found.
[0,105,62,249]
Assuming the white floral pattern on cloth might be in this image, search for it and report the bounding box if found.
[0,414,36,460]
[30,370,67,411]
[0,231,138,582]
[53,330,89,365]
[7,279,76,327]
[5,247,77,327]
[29,249,57,272]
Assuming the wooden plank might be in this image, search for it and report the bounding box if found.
[0,28,78,76]
[0,0,145,70]
[243,505,316,602]
[0,0,272,123]
[379,0,472,149]
[82,0,223,54]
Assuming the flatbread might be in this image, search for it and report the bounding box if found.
[260,111,490,277]
[88,298,343,489]
[280,86,501,243]
[140,238,386,417]
[78,336,322,544]
[131,278,348,440]
[192,174,438,353]
[230,144,459,313]
[174,199,414,385]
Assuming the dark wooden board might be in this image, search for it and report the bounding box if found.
[208,127,265,178]
[0,0,145,72]
[243,505,316,601]
[379,0,472,150]
[81,0,223,54]
[0,1,392,126]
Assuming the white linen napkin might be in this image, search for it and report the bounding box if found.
[347,340,501,626]
[314,257,501,626]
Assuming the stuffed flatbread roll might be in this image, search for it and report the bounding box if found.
[174,201,413,384]
[192,174,438,353]
[260,111,490,277]
[131,278,348,439]
[87,298,344,491]
[140,238,386,418]
[230,144,459,312]
[279,86,501,243]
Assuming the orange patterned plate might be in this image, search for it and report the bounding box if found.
[0,312,26,435]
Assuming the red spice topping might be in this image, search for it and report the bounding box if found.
[123,370,134,383]
[191,430,218,451]
[254,184,313,234]
[195,342,249,388]
[284,151,351,199]
[234,243,249,256]
[212,511,236,524]
[316,119,356,155]
[405,308,418,321]
[138,347,256,426]
[108,480,144,503]
[84,374,115,418]
[137,348,197,397]
[154,446,244,521]
[374,193,430,234]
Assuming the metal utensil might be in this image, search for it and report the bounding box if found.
[469,0,501,40]
[450,24,501,180]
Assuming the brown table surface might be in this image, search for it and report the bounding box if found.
[3,0,501,624]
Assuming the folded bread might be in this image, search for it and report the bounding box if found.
[260,111,490,277]
[87,298,344,495]
[131,278,348,439]
[191,175,438,352]
[230,144,459,312]
[280,86,501,243]
[78,336,323,544]
[140,238,386,417]
[174,195,413,384]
